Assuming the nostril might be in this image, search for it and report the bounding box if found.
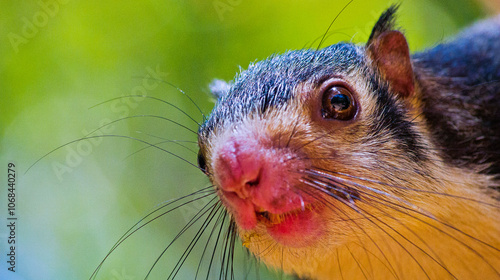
[214,138,263,196]
[245,169,261,188]
[246,178,259,187]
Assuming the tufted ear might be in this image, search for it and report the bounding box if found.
[209,79,232,99]
[367,5,414,98]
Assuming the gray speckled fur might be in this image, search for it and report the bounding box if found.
[199,9,500,183]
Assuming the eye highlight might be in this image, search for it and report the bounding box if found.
[321,86,357,120]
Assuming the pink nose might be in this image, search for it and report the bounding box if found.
[214,138,262,200]
[211,134,309,231]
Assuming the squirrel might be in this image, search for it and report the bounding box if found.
[196,5,500,280]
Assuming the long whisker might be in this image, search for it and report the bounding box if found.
[299,180,400,279]
[363,191,500,275]
[27,134,201,175]
[306,29,357,49]
[229,220,238,280]
[167,202,223,280]
[319,172,449,266]
[125,139,198,160]
[305,169,429,216]
[325,176,454,278]
[306,169,500,277]
[356,196,453,275]
[90,187,215,279]
[219,219,236,280]
[301,178,432,279]
[316,0,355,50]
[316,168,499,208]
[88,95,200,125]
[134,131,198,145]
[337,248,344,280]
[146,195,219,279]
[195,209,227,279]
[85,115,198,136]
[313,169,500,253]
[206,212,229,280]
[345,244,369,280]
[135,76,207,121]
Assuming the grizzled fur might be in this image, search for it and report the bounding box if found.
[200,7,500,184]
[199,43,429,165]
[200,45,362,134]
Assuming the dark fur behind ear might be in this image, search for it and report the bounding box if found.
[368,4,399,45]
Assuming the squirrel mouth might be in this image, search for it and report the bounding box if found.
[255,204,315,227]
[250,203,323,247]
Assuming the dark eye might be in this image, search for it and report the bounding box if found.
[197,150,207,174]
[321,86,357,120]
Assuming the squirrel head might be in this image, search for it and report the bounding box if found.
[197,5,442,276]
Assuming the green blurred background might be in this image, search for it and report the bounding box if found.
[0,0,495,279]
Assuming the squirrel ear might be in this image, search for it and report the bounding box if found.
[209,79,232,99]
[367,6,415,98]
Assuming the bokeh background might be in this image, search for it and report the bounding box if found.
[0,0,497,279]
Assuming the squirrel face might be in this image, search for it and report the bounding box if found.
[197,6,500,279]
[198,6,427,243]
